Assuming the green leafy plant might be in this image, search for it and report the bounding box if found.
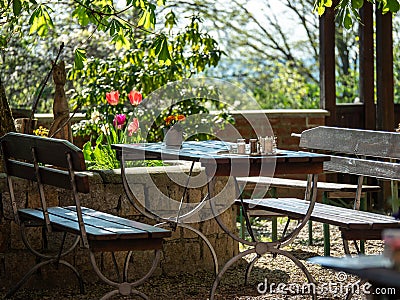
[82,90,143,170]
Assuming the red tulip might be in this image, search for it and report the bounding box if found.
[106,91,120,105]
[165,115,176,126]
[177,114,186,122]
[128,118,139,136]
[128,90,142,106]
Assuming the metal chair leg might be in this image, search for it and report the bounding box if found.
[244,254,260,285]
[5,259,84,298]
[90,249,161,299]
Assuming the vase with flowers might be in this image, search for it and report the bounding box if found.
[163,114,185,148]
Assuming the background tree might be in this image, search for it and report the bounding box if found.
[0,0,170,134]
[0,77,15,136]
[167,0,360,108]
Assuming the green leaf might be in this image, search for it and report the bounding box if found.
[73,7,90,27]
[344,10,353,28]
[28,5,54,36]
[155,36,171,62]
[386,0,400,12]
[165,11,177,29]
[74,48,87,70]
[13,0,22,16]
[112,29,131,50]
[138,8,155,29]
[351,0,364,8]
[82,141,94,161]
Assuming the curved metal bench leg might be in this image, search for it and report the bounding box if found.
[5,259,54,298]
[5,258,84,298]
[179,223,219,275]
[21,227,81,260]
[123,251,133,282]
[99,290,120,300]
[210,248,255,300]
[244,254,260,285]
[90,249,161,299]
[344,279,367,300]
[270,248,317,300]
[58,259,85,294]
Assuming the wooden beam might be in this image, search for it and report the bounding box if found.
[376,5,394,131]
[319,4,336,126]
[359,2,375,130]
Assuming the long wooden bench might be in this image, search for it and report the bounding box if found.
[0,132,171,299]
[237,126,400,256]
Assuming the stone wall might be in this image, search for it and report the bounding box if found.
[0,165,238,289]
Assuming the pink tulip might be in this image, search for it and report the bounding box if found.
[128,90,142,106]
[113,114,126,129]
[128,118,139,136]
[106,91,119,105]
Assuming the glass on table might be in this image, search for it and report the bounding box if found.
[237,138,246,154]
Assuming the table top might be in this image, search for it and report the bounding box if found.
[309,255,400,288]
[112,140,329,176]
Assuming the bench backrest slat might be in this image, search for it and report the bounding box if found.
[299,126,400,159]
[6,160,90,193]
[1,132,89,193]
[298,126,400,180]
[326,156,400,181]
[1,132,86,170]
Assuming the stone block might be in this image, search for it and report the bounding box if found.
[182,223,201,239]
[0,173,7,192]
[96,169,122,184]
[1,181,29,220]
[0,250,36,288]
[10,221,42,250]
[162,240,201,274]
[0,221,10,252]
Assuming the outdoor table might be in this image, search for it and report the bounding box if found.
[309,255,400,299]
[112,140,329,299]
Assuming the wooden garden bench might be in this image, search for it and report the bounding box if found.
[0,132,171,299]
[237,126,400,255]
[238,176,381,255]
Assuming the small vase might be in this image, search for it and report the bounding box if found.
[164,127,183,148]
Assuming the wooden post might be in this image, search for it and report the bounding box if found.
[376,6,394,131]
[376,6,394,211]
[319,3,337,126]
[359,2,375,130]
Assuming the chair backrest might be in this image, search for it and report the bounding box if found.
[1,132,90,241]
[1,132,89,193]
[298,126,400,181]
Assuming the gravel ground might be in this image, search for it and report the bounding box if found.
[0,218,386,300]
